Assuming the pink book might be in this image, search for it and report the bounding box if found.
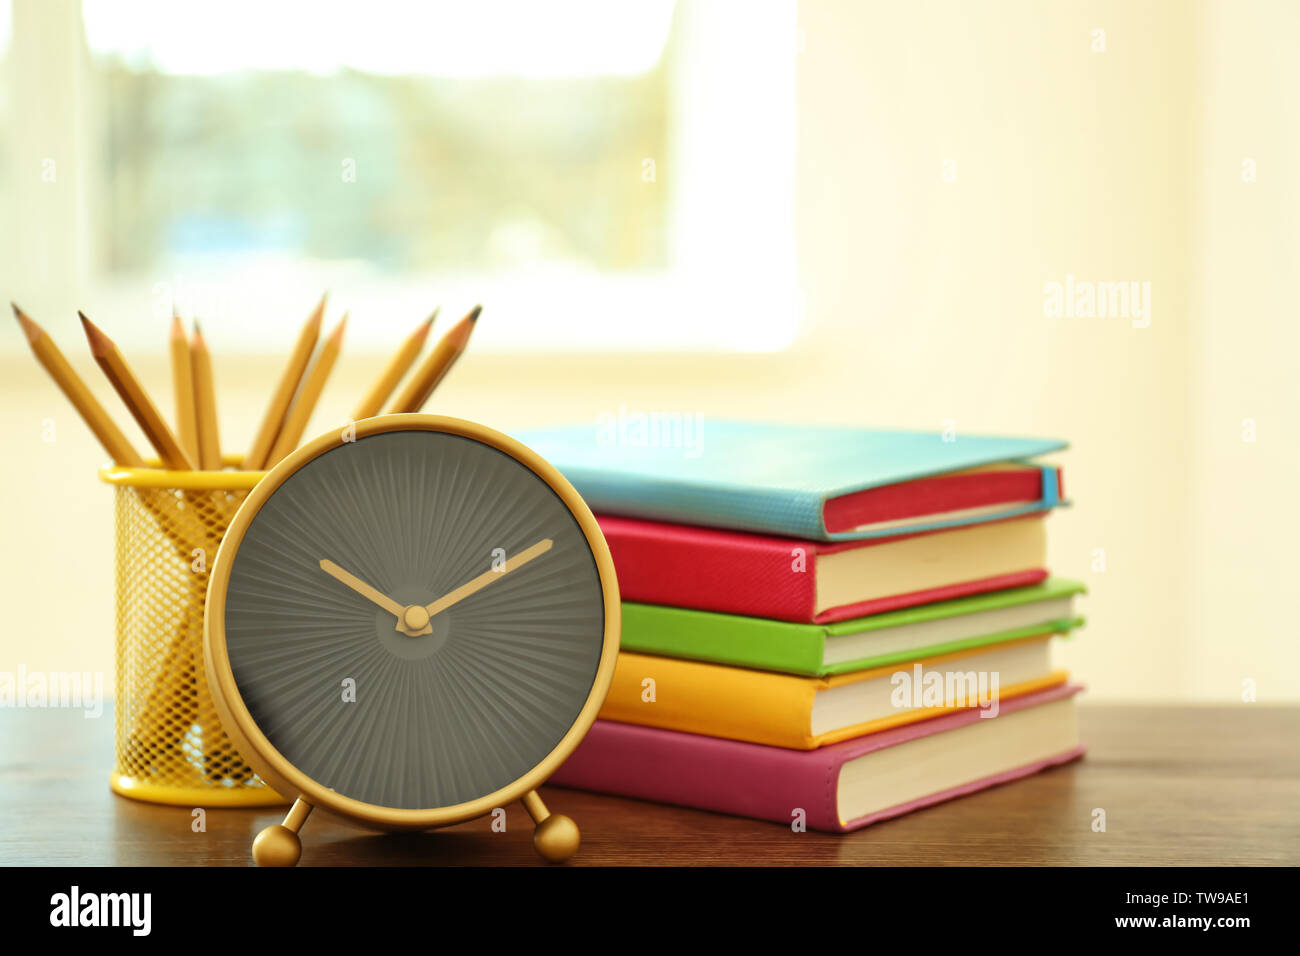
[550,684,1085,832]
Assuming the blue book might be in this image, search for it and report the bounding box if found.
[518,419,1067,541]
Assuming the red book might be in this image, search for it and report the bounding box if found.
[598,512,1050,624]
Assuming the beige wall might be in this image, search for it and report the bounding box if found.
[795,0,1199,700]
[2,1,1296,701]
[1187,0,1300,700]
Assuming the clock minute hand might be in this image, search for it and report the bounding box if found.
[424,538,554,618]
[319,559,406,618]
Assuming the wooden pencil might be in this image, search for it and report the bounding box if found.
[190,320,222,470]
[351,309,438,420]
[244,294,325,470]
[169,312,199,463]
[79,311,196,471]
[387,305,481,413]
[11,303,145,466]
[266,315,348,467]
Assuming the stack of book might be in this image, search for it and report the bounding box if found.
[524,421,1086,832]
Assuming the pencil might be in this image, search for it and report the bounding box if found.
[190,320,222,470]
[169,312,199,463]
[12,303,145,467]
[244,294,325,470]
[351,309,438,420]
[80,311,196,471]
[266,315,347,467]
[387,305,481,413]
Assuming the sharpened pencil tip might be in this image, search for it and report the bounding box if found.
[302,294,326,331]
[445,306,481,349]
[78,311,111,355]
[170,313,185,337]
[412,308,439,344]
[329,314,348,343]
[11,303,42,344]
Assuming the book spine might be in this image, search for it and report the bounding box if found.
[563,468,829,539]
[620,602,828,675]
[600,519,819,623]
[601,652,819,749]
[549,720,843,831]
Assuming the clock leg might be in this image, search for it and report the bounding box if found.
[521,789,580,863]
[252,798,314,867]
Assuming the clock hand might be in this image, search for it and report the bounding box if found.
[319,558,406,617]
[319,559,434,636]
[424,538,554,619]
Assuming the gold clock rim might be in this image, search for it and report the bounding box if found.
[203,413,622,831]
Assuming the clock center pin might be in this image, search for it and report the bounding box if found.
[403,605,430,631]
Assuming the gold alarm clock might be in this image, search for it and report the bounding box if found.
[204,415,620,865]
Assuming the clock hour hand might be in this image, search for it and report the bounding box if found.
[424,539,554,619]
[318,559,433,636]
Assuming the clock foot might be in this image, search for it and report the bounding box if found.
[522,789,580,863]
[252,797,314,867]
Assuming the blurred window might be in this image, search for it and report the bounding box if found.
[2,0,797,352]
[84,0,676,276]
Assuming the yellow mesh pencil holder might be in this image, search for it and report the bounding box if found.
[99,458,288,807]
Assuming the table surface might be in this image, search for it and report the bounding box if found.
[2,704,1296,866]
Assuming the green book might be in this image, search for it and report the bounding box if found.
[620,578,1086,676]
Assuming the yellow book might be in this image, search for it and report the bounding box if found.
[601,636,1067,750]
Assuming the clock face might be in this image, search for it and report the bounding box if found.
[221,428,606,810]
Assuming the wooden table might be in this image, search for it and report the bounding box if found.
[1,705,1296,866]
